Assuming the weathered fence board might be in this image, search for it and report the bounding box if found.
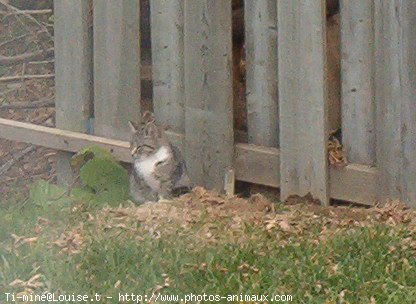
[375,0,416,206]
[151,0,185,133]
[54,0,93,185]
[234,143,280,187]
[93,0,141,141]
[341,0,375,165]
[329,164,377,205]
[245,0,278,147]
[278,0,329,205]
[184,0,233,191]
[374,1,401,201]
[400,1,416,207]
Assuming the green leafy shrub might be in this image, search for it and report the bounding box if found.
[71,146,130,203]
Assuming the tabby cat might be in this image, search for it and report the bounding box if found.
[128,112,192,204]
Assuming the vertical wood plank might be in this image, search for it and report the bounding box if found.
[374,0,416,206]
[245,0,278,147]
[151,0,185,133]
[341,0,375,165]
[374,1,401,201]
[184,0,233,191]
[400,1,416,207]
[54,0,93,185]
[93,0,141,141]
[278,0,329,205]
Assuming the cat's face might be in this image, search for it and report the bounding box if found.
[129,120,162,160]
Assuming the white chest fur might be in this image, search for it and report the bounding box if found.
[134,146,170,191]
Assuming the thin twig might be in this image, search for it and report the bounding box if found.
[0,48,54,66]
[0,86,20,97]
[0,74,54,83]
[0,99,55,110]
[0,0,51,38]
[18,9,53,15]
[21,62,27,84]
[0,145,36,177]
[28,59,54,65]
[0,33,27,48]
[0,9,52,15]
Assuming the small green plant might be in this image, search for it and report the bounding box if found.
[71,146,130,203]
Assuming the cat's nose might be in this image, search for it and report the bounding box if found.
[131,147,138,156]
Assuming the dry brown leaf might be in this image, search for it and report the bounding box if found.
[34,226,42,234]
[9,274,44,289]
[238,262,250,270]
[199,262,207,270]
[327,135,348,167]
[9,279,25,287]
[26,274,43,289]
[38,217,51,225]
[279,219,291,232]
[265,219,277,231]
[20,237,38,246]
[52,231,83,254]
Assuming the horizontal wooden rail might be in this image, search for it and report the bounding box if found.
[0,118,377,205]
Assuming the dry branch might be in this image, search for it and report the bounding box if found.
[28,60,54,65]
[19,9,53,15]
[0,99,54,110]
[0,48,54,66]
[0,34,27,48]
[0,0,51,38]
[0,74,54,83]
[0,145,35,176]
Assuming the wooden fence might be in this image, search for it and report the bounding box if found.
[1,0,415,207]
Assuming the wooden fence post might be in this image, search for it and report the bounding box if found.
[245,0,279,147]
[341,0,375,165]
[184,0,233,191]
[54,0,93,186]
[151,0,185,133]
[374,0,416,207]
[93,0,141,141]
[278,0,329,205]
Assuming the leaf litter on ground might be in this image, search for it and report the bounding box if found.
[46,187,416,256]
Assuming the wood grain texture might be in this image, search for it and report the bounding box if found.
[0,118,378,206]
[400,1,416,207]
[93,0,141,141]
[151,0,185,133]
[374,0,416,206]
[245,0,278,147]
[234,143,280,187]
[277,0,329,205]
[341,0,375,165]
[374,1,402,201]
[329,164,377,205]
[184,0,233,191]
[54,0,93,185]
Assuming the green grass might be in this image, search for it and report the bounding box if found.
[1,182,415,303]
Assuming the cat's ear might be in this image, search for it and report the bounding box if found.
[142,111,155,124]
[145,122,161,138]
[128,120,139,132]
